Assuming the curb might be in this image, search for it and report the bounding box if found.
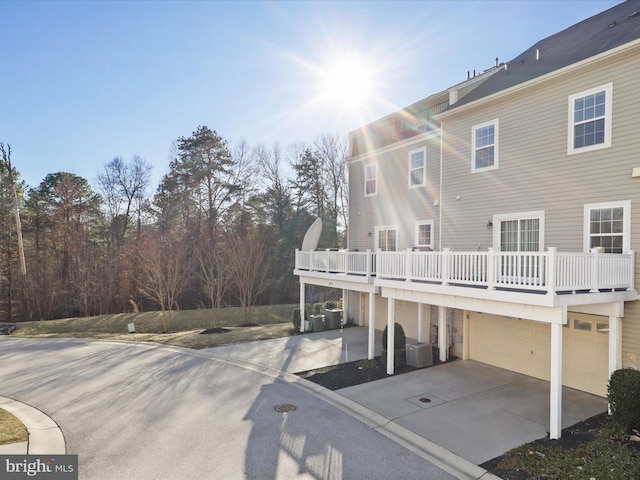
[0,396,66,454]
[203,349,501,480]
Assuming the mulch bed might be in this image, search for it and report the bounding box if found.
[295,355,452,390]
[200,327,232,334]
[480,412,640,480]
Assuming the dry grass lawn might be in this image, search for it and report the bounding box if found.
[9,304,299,349]
[0,408,28,445]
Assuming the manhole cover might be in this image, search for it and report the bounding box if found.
[419,397,431,403]
[274,404,297,413]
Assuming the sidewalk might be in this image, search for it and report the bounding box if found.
[0,396,66,454]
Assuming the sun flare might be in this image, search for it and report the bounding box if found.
[317,51,377,113]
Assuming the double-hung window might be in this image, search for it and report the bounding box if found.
[472,119,498,172]
[375,226,397,251]
[584,201,630,253]
[568,83,612,154]
[415,220,434,249]
[364,163,377,196]
[408,148,426,188]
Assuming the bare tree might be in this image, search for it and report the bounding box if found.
[137,229,187,331]
[314,133,349,247]
[0,143,26,276]
[225,232,271,325]
[196,242,229,328]
[97,155,152,246]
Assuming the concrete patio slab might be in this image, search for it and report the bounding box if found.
[339,359,608,464]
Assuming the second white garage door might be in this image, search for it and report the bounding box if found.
[468,312,609,397]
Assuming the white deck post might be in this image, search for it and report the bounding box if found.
[342,288,348,324]
[417,303,424,343]
[387,298,395,375]
[608,315,622,376]
[299,282,305,333]
[608,314,622,414]
[368,292,376,360]
[550,321,563,439]
[438,306,447,362]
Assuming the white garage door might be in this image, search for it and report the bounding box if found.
[468,312,608,397]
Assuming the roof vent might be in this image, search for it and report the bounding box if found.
[608,21,617,28]
[629,11,640,20]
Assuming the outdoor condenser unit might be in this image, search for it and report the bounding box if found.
[406,343,433,368]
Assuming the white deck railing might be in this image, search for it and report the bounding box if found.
[295,247,635,295]
[295,249,377,279]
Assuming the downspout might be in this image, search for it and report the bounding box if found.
[439,121,444,251]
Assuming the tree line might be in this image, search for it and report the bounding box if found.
[0,127,348,323]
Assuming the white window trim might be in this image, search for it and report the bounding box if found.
[471,118,499,173]
[374,225,398,252]
[415,220,434,248]
[408,147,426,188]
[492,210,545,252]
[567,82,613,155]
[583,200,630,253]
[364,162,378,197]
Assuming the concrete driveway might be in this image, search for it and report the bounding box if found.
[210,326,608,465]
[0,337,458,480]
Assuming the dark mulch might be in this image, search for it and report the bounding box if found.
[480,412,640,480]
[296,355,452,391]
[200,327,232,334]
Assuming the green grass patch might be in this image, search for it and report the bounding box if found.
[10,305,300,349]
[13,305,296,336]
[0,409,28,445]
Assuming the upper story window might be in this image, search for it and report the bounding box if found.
[472,119,499,172]
[415,220,434,248]
[584,201,630,253]
[364,163,377,196]
[568,83,612,155]
[408,148,426,188]
[375,226,397,251]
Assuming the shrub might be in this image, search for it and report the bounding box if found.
[313,303,324,315]
[381,322,406,368]
[608,368,640,430]
[325,300,337,310]
[292,309,301,330]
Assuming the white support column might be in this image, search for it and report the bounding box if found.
[387,298,395,375]
[342,289,348,325]
[462,312,470,360]
[368,292,376,360]
[550,322,563,440]
[417,303,424,343]
[608,315,622,377]
[438,306,447,362]
[299,282,305,333]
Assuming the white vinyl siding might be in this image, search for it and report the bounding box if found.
[408,148,426,188]
[364,162,377,196]
[472,119,498,172]
[583,200,630,253]
[568,83,612,155]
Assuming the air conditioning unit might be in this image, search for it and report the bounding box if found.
[406,343,433,368]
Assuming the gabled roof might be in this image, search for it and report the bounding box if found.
[449,0,640,110]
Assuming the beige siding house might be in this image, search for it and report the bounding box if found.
[295,1,640,439]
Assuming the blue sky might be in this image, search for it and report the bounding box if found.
[1,0,621,190]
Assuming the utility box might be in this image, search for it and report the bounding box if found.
[311,314,325,332]
[406,343,433,368]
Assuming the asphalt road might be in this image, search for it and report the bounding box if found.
[0,338,457,480]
